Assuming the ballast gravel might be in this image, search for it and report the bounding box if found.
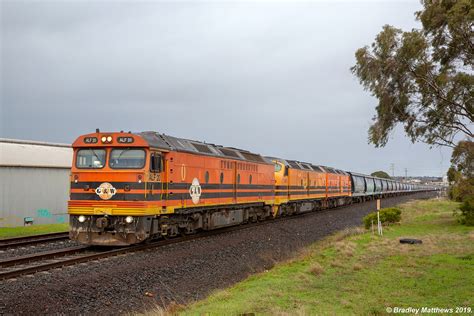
[0,239,80,260]
[0,192,435,315]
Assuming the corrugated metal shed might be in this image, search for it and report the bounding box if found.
[0,138,71,168]
[0,139,72,227]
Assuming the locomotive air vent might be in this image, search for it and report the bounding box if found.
[219,148,240,158]
[192,143,213,154]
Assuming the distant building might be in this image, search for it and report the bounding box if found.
[0,139,72,227]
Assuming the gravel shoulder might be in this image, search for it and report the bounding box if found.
[0,193,435,315]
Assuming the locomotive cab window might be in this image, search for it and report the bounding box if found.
[109,149,146,169]
[76,148,106,169]
[150,153,162,172]
[274,162,282,173]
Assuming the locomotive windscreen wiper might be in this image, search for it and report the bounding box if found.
[90,149,104,167]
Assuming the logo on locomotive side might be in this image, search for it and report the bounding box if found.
[189,178,202,204]
[95,182,117,200]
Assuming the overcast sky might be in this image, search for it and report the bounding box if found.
[1,0,452,176]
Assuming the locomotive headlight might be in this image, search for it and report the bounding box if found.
[125,216,134,224]
[101,136,107,142]
[106,136,112,142]
[78,215,86,223]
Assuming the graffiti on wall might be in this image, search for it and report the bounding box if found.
[36,209,67,223]
[36,209,52,218]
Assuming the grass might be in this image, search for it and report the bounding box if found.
[173,198,473,315]
[0,223,68,239]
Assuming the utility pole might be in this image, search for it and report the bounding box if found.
[390,163,395,177]
[404,168,408,180]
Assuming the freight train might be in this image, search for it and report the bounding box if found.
[68,130,433,246]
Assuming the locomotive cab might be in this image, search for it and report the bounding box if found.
[68,132,165,246]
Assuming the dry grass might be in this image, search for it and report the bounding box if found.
[308,262,324,276]
[330,259,344,268]
[352,263,363,271]
[269,306,308,316]
[138,302,184,316]
[334,240,356,257]
[335,227,365,241]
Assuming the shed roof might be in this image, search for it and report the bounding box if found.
[0,138,72,168]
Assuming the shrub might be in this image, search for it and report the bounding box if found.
[363,207,402,229]
[458,196,474,226]
[449,177,474,202]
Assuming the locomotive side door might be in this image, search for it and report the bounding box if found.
[233,161,237,203]
[306,172,310,196]
[339,175,343,193]
[149,151,165,197]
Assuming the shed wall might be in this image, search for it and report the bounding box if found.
[0,167,70,227]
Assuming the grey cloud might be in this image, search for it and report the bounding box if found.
[1,0,451,176]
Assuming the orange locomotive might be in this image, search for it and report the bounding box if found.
[270,158,351,216]
[69,131,275,245]
[69,130,352,246]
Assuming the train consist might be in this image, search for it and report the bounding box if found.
[68,131,433,246]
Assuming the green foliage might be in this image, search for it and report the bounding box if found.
[447,166,459,183]
[447,141,474,226]
[351,0,473,148]
[448,177,474,202]
[450,140,474,178]
[370,171,391,179]
[363,207,402,229]
[459,196,474,226]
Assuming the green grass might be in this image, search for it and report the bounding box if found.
[177,198,473,315]
[0,223,68,239]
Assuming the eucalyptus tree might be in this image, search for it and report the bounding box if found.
[351,0,473,148]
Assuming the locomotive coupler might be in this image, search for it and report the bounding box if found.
[96,216,109,229]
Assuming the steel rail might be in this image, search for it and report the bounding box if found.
[0,232,69,250]
[0,246,89,268]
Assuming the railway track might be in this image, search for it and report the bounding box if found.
[0,232,70,250]
[0,209,335,280]
[1,222,271,280]
[0,192,435,281]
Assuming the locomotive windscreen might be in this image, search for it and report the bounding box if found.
[109,148,146,169]
[76,148,106,169]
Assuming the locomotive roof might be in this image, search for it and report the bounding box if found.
[266,156,347,175]
[137,131,270,164]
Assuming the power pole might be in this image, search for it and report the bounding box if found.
[390,163,395,177]
[404,168,408,180]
